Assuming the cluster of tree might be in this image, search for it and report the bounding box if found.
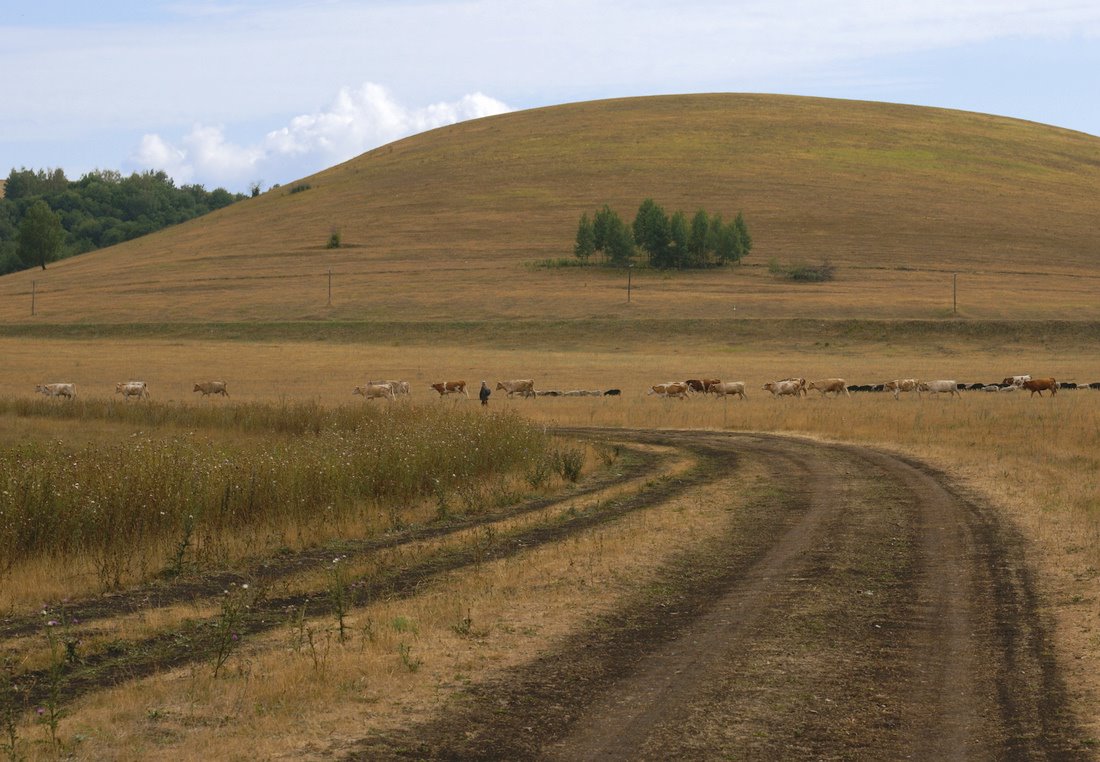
[574,199,752,269]
[0,168,246,274]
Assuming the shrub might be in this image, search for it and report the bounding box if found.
[768,258,836,282]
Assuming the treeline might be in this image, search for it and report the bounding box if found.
[0,168,246,275]
[574,199,752,269]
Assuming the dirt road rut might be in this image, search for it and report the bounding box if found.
[352,429,1086,760]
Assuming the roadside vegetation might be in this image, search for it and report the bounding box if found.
[0,399,570,604]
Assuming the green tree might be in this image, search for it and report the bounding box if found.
[18,200,64,270]
[574,212,595,261]
[605,214,636,266]
[734,212,753,260]
[711,218,742,264]
[688,209,710,267]
[669,210,688,269]
[592,205,617,253]
[633,198,672,268]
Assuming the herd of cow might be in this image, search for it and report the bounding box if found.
[31,374,1093,403]
[33,380,226,400]
[645,374,1081,399]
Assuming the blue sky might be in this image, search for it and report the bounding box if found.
[3,1,1099,193]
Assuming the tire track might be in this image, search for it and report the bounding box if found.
[350,429,1087,760]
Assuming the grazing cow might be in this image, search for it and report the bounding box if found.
[1059,381,1078,390]
[115,381,149,400]
[917,380,961,398]
[496,379,536,398]
[354,383,396,401]
[762,378,805,398]
[1021,377,1058,397]
[708,381,746,399]
[431,380,469,399]
[535,390,562,397]
[35,383,75,399]
[370,380,411,396]
[684,378,720,393]
[648,382,690,399]
[1003,375,1031,388]
[603,389,622,396]
[883,379,919,400]
[193,380,229,398]
[1090,382,1100,390]
[807,378,850,398]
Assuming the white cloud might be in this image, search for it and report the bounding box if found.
[131,83,511,190]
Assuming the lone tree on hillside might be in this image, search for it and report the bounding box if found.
[18,200,64,270]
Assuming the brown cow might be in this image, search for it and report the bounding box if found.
[431,380,469,399]
[883,379,919,400]
[1021,377,1057,397]
[684,378,720,393]
[647,382,690,399]
[807,378,850,398]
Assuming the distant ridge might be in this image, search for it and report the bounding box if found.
[1,93,1098,325]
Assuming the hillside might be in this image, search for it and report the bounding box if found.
[1,93,1099,326]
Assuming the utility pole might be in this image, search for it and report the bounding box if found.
[627,265,633,303]
[953,273,957,315]
[327,269,333,306]
[31,280,36,316]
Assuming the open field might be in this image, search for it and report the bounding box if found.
[2,93,1099,757]
[1,331,1099,757]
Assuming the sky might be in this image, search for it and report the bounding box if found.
[3,0,1099,194]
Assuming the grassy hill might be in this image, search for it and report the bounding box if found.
[2,93,1099,327]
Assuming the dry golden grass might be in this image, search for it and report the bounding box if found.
[2,93,1100,755]
[12,451,765,761]
[1,94,1099,324]
[3,335,1100,755]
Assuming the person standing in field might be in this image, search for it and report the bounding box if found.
[479,381,491,406]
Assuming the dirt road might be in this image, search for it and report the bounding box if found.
[351,429,1086,759]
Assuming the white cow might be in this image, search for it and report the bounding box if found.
[762,378,805,398]
[370,380,410,396]
[35,383,76,399]
[193,381,229,397]
[496,379,536,398]
[116,381,149,400]
[918,380,960,398]
[354,383,396,401]
[707,381,746,399]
